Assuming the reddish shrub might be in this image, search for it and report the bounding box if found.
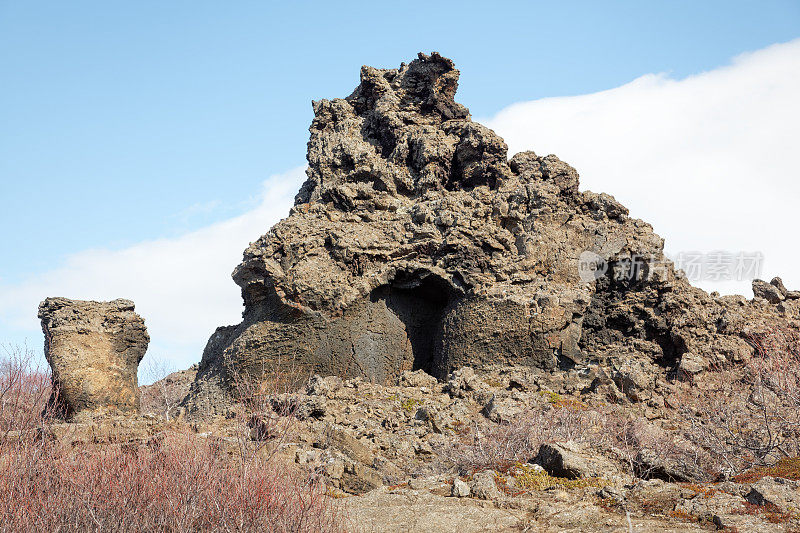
[0,347,344,533]
[676,327,800,475]
[732,456,800,483]
[0,345,55,436]
[0,432,344,532]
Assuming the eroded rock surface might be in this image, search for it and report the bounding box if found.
[39,297,149,420]
[184,52,800,415]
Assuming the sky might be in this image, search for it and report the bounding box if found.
[1,1,799,375]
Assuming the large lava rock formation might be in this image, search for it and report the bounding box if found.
[184,53,799,415]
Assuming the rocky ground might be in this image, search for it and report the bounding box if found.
[137,363,800,532]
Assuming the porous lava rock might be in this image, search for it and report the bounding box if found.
[184,52,800,415]
[39,297,149,420]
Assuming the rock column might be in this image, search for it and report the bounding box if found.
[38,297,149,420]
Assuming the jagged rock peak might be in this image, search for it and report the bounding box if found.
[296,52,513,205]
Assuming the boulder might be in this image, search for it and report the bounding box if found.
[753,279,785,304]
[469,470,502,500]
[318,425,374,465]
[38,297,149,420]
[678,352,708,377]
[534,441,620,480]
[341,461,383,495]
[633,448,709,482]
[770,277,789,297]
[745,477,800,513]
[451,478,470,497]
[399,369,439,389]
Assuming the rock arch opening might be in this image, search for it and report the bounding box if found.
[369,272,454,381]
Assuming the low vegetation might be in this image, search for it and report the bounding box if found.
[678,327,800,474]
[0,346,344,533]
[3,326,800,531]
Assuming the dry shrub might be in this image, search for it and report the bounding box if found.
[0,433,343,532]
[440,398,700,481]
[230,363,307,467]
[439,403,599,474]
[0,347,344,533]
[139,357,184,421]
[0,344,56,436]
[677,327,800,475]
[596,409,706,480]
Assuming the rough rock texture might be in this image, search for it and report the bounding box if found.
[745,477,800,513]
[138,364,800,531]
[184,52,800,414]
[139,365,197,420]
[39,297,149,420]
[535,441,621,480]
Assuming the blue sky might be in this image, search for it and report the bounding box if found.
[1,1,799,371]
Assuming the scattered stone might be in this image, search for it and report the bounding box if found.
[400,370,439,389]
[306,374,343,397]
[469,470,503,500]
[675,491,773,532]
[534,441,619,480]
[596,485,625,504]
[481,393,524,423]
[612,360,655,402]
[408,476,426,490]
[716,481,751,497]
[451,478,471,498]
[752,279,785,304]
[445,367,489,399]
[678,352,708,377]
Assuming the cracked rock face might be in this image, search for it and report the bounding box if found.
[39,297,149,420]
[184,52,799,415]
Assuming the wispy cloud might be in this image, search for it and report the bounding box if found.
[0,167,305,368]
[484,39,800,296]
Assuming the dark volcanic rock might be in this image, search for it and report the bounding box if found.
[183,52,800,416]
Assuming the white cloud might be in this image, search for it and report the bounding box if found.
[0,167,305,369]
[3,39,799,372]
[483,39,800,297]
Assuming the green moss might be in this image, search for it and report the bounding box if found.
[540,390,563,404]
[399,397,421,413]
[505,463,609,491]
